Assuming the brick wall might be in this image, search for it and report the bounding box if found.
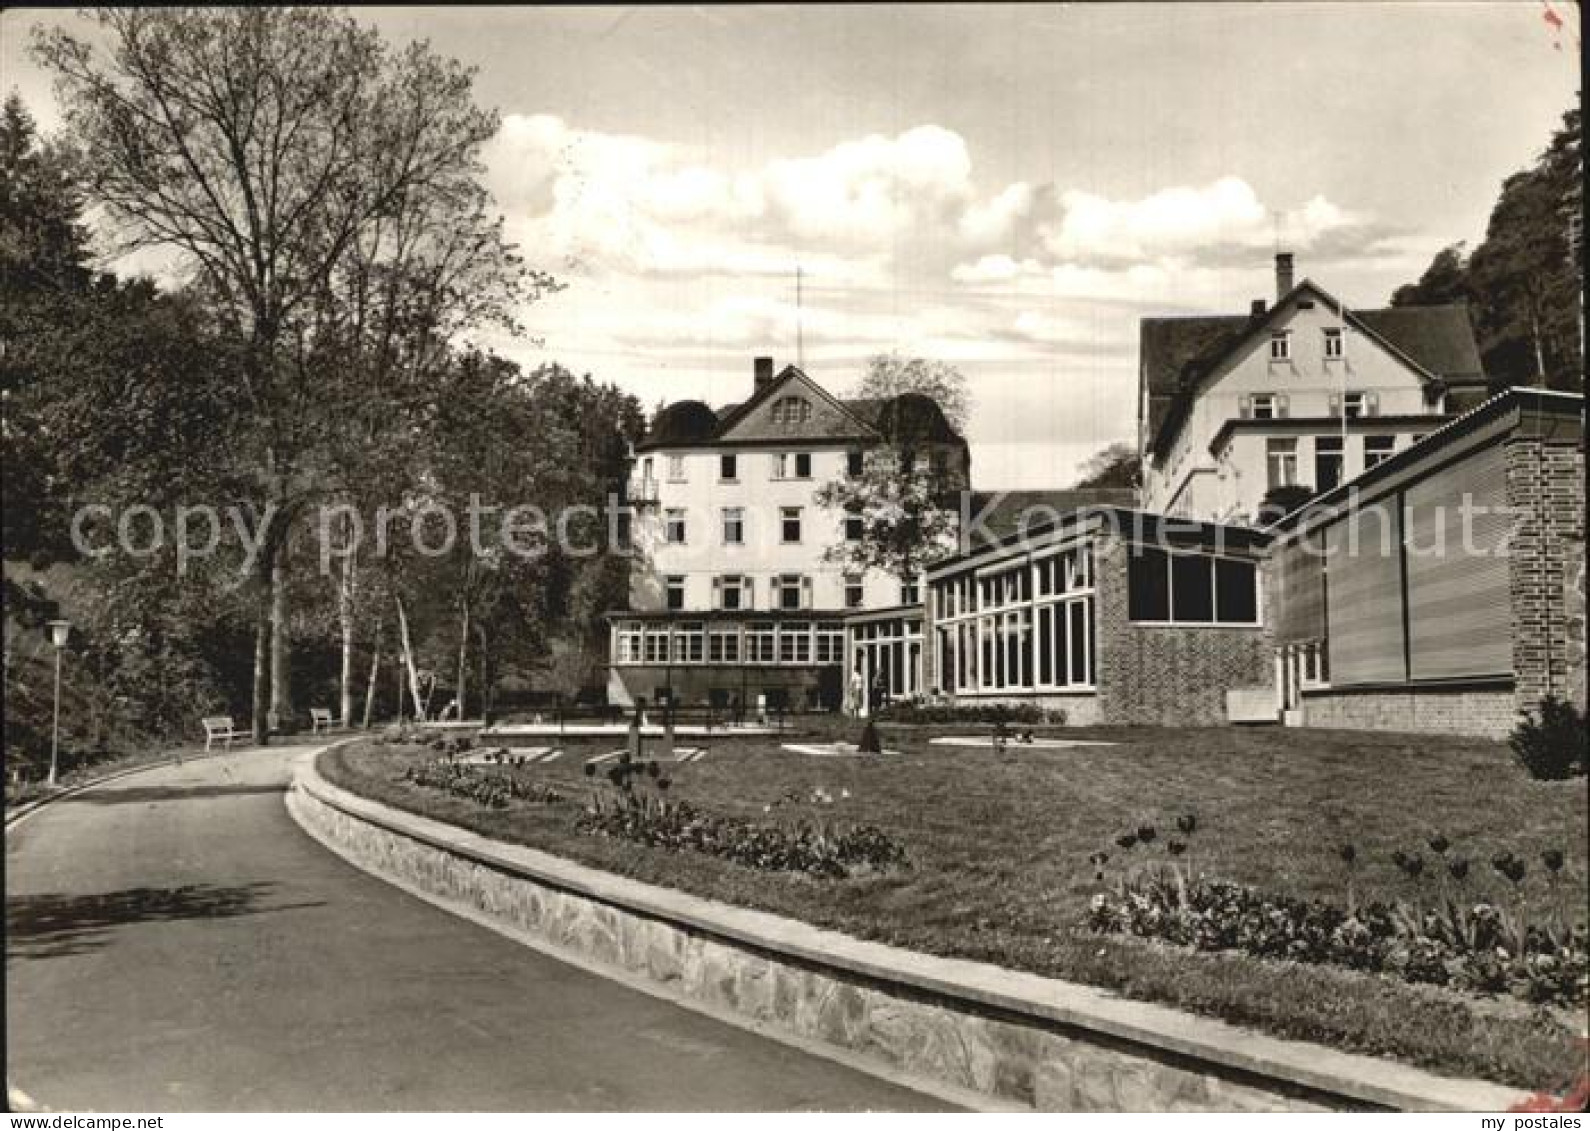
[1094,535,1273,725]
[1300,687,1516,738]
[1506,437,1586,713]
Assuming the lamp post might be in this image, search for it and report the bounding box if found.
[46,619,71,786]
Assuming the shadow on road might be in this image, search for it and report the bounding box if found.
[65,782,285,806]
[6,883,325,961]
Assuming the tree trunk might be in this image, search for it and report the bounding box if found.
[1530,302,1548,385]
[362,614,383,729]
[269,555,291,731]
[394,595,426,719]
[477,621,490,724]
[251,608,271,744]
[336,526,358,726]
[455,601,471,720]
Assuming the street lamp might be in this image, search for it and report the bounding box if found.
[46,619,71,786]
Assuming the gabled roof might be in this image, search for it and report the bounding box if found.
[1141,279,1487,460]
[711,364,877,439]
[638,364,966,451]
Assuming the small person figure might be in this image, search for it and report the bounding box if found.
[848,668,866,717]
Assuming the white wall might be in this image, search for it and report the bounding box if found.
[630,444,910,612]
[1145,292,1447,521]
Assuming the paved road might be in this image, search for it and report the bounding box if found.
[6,746,948,1111]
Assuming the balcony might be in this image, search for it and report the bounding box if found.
[627,475,660,506]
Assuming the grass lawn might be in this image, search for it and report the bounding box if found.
[320,720,1588,1092]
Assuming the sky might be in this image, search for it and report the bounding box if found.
[1,3,1580,486]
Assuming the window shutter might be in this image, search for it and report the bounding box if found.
[712,576,722,609]
[1239,395,1253,419]
[1328,392,1340,415]
[1277,394,1290,419]
[801,576,813,609]
[1367,391,1380,416]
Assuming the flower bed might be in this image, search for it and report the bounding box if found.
[402,758,566,809]
[322,726,1588,1090]
[1087,820,1586,1009]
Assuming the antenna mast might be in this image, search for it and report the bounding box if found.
[795,264,805,368]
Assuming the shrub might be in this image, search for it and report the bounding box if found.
[1510,696,1588,781]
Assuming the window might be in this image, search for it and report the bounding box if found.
[719,453,738,481]
[1266,438,1299,489]
[708,628,740,663]
[780,507,803,544]
[643,628,669,664]
[615,622,643,664]
[715,575,749,611]
[775,574,808,611]
[771,395,812,427]
[779,627,811,664]
[1245,393,1286,420]
[746,623,776,663]
[721,507,744,545]
[847,450,865,476]
[844,509,864,542]
[1364,434,1396,469]
[815,623,845,664]
[1269,331,1291,361]
[665,576,686,611]
[770,452,812,480]
[676,622,704,663]
[900,580,920,606]
[1323,327,1344,359]
[666,454,686,482]
[1334,391,1379,419]
[844,575,865,609]
[664,508,687,544]
[641,456,654,481]
[1127,546,1259,625]
[1314,435,1344,493]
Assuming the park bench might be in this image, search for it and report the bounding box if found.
[309,707,343,734]
[201,715,246,752]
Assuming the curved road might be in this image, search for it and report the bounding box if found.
[6,746,947,1111]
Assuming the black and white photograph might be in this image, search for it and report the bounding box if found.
[2,2,1585,1117]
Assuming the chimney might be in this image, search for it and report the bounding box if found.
[1250,298,1267,317]
[1275,252,1294,300]
[753,355,774,391]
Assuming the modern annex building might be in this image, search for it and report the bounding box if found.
[607,358,968,711]
[1265,387,1585,737]
[922,507,1271,726]
[1139,253,1489,525]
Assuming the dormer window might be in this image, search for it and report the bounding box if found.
[771,396,812,427]
[1323,327,1345,360]
[1269,331,1291,362]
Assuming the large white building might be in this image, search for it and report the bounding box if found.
[1139,253,1489,525]
[608,358,968,711]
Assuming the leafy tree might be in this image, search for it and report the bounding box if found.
[1073,441,1142,490]
[1393,104,1581,392]
[1390,242,1470,308]
[816,446,967,594]
[35,9,551,739]
[850,352,971,433]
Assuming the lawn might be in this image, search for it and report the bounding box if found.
[320,720,1589,1092]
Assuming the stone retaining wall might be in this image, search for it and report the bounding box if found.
[288,754,1520,1113]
